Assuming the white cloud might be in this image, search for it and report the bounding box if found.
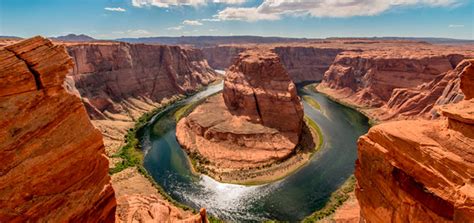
[183,19,203,25]
[202,18,221,22]
[216,7,280,21]
[104,7,126,12]
[216,0,462,21]
[131,0,246,8]
[448,24,464,28]
[167,25,184,30]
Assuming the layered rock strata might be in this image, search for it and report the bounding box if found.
[273,46,342,82]
[0,36,116,222]
[355,59,474,222]
[317,51,469,121]
[176,50,304,177]
[202,45,343,83]
[66,42,219,154]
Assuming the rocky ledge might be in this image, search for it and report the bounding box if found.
[355,59,474,222]
[176,50,316,183]
[0,36,116,221]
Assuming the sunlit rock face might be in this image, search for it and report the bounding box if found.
[382,59,471,119]
[355,59,474,222]
[176,49,304,172]
[65,42,219,155]
[0,36,116,222]
[320,52,462,107]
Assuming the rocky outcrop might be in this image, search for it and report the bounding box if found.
[176,50,305,180]
[274,46,343,82]
[380,59,470,119]
[66,42,219,154]
[355,59,474,222]
[0,36,116,222]
[222,50,304,134]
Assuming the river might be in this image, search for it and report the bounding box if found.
[141,82,369,222]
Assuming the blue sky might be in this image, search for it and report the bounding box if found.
[0,0,472,39]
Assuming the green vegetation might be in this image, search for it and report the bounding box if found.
[302,175,356,222]
[302,95,321,111]
[109,95,185,175]
[304,115,324,150]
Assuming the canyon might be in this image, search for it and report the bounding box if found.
[176,49,315,183]
[0,37,210,222]
[1,34,473,222]
[355,59,474,222]
[66,42,219,156]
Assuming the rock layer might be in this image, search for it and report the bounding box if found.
[176,50,304,174]
[355,59,474,222]
[66,42,219,154]
[273,46,342,82]
[381,59,470,119]
[0,36,116,222]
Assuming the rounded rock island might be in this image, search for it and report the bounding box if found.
[176,49,318,184]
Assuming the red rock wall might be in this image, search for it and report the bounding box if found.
[0,37,116,222]
[320,53,462,107]
[273,46,342,82]
[355,60,474,222]
[67,42,219,121]
[202,45,342,83]
[382,59,470,119]
[201,45,247,70]
[223,50,304,134]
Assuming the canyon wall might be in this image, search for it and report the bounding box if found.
[67,42,219,154]
[317,51,467,120]
[383,60,470,119]
[0,37,116,222]
[201,45,246,70]
[273,46,342,82]
[355,59,474,222]
[202,45,342,83]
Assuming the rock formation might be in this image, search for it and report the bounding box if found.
[66,42,219,154]
[176,50,304,178]
[0,36,116,222]
[381,60,470,119]
[202,45,342,83]
[201,45,246,70]
[273,46,342,82]
[317,50,470,121]
[355,59,474,222]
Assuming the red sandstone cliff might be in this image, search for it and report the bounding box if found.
[317,50,468,121]
[66,42,219,154]
[0,36,116,222]
[355,59,474,222]
[202,45,342,83]
[201,45,247,70]
[382,59,470,119]
[273,46,342,82]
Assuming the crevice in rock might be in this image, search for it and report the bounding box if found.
[392,167,454,220]
[252,90,263,123]
[5,48,44,90]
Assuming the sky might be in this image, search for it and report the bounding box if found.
[0,0,472,39]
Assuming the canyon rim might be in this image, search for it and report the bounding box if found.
[1,1,474,222]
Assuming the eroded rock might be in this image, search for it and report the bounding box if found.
[355,59,474,222]
[0,36,116,222]
[176,49,305,180]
